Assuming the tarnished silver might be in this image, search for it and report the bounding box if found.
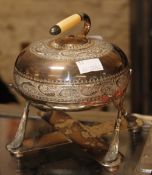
[7,13,131,170]
[30,38,113,60]
[102,109,122,167]
[14,24,130,111]
[101,97,126,168]
[7,102,30,150]
[14,66,130,111]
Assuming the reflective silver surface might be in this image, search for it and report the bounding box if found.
[13,15,130,111]
[7,102,30,152]
[137,127,152,174]
[10,14,131,170]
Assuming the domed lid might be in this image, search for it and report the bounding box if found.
[15,13,129,82]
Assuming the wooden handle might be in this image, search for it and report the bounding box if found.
[50,14,81,35]
[50,13,91,36]
[58,14,81,33]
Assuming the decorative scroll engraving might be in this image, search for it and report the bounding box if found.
[81,86,98,96]
[59,88,78,97]
[14,67,130,105]
[30,38,112,61]
[38,84,55,96]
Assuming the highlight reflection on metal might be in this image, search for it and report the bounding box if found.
[49,66,65,70]
[102,118,121,165]
[7,102,30,151]
[14,67,130,110]
[101,98,126,167]
[7,13,131,170]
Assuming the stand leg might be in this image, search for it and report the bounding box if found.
[102,98,124,168]
[7,102,30,151]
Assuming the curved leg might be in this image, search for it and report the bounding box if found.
[102,98,124,167]
[7,101,30,151]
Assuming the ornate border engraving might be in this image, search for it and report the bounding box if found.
[14,67,130,105]
[30,38,113,61]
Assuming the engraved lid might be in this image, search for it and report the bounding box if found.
[13,13,130,110]
[14,13,129,83]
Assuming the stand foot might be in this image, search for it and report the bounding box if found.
[101,98,124,170]
[102,153,123,172]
